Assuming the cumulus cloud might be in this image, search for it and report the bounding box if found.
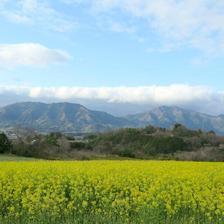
[1,84,224,115]
[0,43,70,67]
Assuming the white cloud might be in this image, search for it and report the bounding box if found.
[0,0,76,32]
[2,0,223,53]
[0,84,210,103]
[0,84,224,114]
[3,1,223,54]
[0,43,70,67]
[65,0,224,55]
[24,85,215,105]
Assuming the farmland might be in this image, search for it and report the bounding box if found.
[0,161,224,223]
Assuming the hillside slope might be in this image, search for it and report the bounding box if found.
[127,106,224,135]
[0,102,132,133]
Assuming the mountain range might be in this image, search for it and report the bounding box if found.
[0,102,224,135]
[0,102,130,133]
[127,106,224,134]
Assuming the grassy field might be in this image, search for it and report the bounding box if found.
[0,154,39,161]
[0,160,224,223]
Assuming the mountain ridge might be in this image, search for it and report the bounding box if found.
[0,102,132,133]
[1,102,224,134]
[126,105,224,134]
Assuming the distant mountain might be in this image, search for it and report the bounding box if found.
[1,103,224,135]
[126,106,224,135]
[0,102,132,133]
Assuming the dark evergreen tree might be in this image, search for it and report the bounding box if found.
[0,133,12,153]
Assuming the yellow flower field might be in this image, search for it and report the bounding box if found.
[0,160,224,223]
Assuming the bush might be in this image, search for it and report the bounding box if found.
[116,147,136,158]
[144,125,157,134]
[70,142,86,150]
[144,136,188,154]
[46,133,59,146]
[0,133,12,153]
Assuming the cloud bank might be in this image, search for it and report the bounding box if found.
[0,84,224,115]
[0,43,70,67]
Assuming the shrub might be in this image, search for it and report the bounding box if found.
[0,133,12,153]
[70,142,86,150]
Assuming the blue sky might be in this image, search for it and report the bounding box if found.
[0,0,224,115]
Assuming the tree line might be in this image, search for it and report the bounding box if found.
[1,124,224,161]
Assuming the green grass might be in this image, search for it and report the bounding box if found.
[0,210,221,224]
[0,154,39,161]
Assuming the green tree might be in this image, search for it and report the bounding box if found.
[0,133,12,153]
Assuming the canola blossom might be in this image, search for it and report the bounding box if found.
[0,161,224,223]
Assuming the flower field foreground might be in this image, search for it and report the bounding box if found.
[0,161,224,224]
